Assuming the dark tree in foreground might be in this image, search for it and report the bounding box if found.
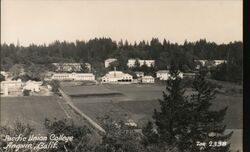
[180,67,232,152]
[151,65,232,152]
[153,64,189,147]
[44,118,93,152]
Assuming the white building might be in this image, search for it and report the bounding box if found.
[213,60,227,66]
[101,71,133,84]
[194,59,227,69]
[135,71,144,78]
[156,70,183,80]
[51,73,95,81]
[105,58,118,68]
[0,79,22,96]
[52,63,91,72]
[127,59,155,68]
[141,76,155,83]
[156,70,170,80]
[22,80,43,92]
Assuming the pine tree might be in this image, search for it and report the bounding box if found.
[151,65,232,152]
[178,67,232,152]
[153,64,189,147]
[80,62,89,73]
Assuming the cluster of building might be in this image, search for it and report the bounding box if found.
[194,60,227,69]
[0,58,228,96]
[100,69,185,84]
[105,58,155,68]
[0,79,43,96]
[101,58,227,84]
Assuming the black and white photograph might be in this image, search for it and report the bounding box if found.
[0,0,243,151]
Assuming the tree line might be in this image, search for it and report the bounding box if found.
[0,38,242,82]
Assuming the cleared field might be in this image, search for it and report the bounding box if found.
[67,84,242,129]
[62,85,121,96]
[0,96,69,133]
[64,83,243,151]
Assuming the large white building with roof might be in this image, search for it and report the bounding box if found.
[51,73,95,81]
[101,71,133,84]
[22,80,43,92]
[105,58,118,68]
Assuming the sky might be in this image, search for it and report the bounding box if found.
[1,0,242,46]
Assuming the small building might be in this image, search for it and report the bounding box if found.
[156,70,170,80]
[127,59,155,68]
[135,71,144,78]
[141,76,155,83]
[52,63,91,72]
[51,73,95,81]
[22,80,43,92]
[213,60,227,66]
[101,71,133,84]
[105,58,118,68]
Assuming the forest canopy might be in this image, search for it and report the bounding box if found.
[0,38,242,82]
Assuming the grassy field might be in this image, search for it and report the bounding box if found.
[66,84,242,129]
[0,96,69,133]
[67,84,242,151]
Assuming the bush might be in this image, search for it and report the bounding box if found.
[23,89,31,96]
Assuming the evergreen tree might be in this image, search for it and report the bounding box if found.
[0,74,5,82]
[153,63,189,147]
[80,62,90,73]
[180,67,232,152]
[133,59,141,71]
[151,66,232,152]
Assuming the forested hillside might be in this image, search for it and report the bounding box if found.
[0,38,242,82]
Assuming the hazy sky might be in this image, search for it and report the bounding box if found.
[1,0,242,46]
